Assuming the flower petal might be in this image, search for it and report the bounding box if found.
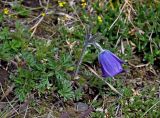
[106,50,124,64]
[98,50,124,78]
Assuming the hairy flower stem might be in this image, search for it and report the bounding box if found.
[94,42,104,52]
[74,42,104,78]
[74,44,88,78]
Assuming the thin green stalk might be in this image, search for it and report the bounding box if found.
[140,100,160,118]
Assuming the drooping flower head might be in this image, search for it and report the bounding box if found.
[98,50,124,78]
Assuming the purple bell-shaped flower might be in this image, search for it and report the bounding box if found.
[98,50,124,78]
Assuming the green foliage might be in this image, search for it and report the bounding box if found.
[106,84,160,117]
[0,13,4,22]
[91,100,103,109]
[90,111,105,118]
[0,22,76,101]
[11,2,30,17]
[74,88,83,101]
[58,79,74,101]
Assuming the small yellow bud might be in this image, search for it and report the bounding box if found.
[81,2,87,8]
[41,12,46,17]
[81,0,85,2]
[58,1,66,7]
[3,8,9,15]
[98,16,103,23]
[59,3,63,7]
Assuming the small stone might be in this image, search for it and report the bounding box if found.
[75,102,88,112]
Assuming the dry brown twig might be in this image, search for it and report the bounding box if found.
[109,0,136,30]
[128,61,150,68]
[30,0,50,37]
[67,0,86,30]
[23,105,29,118]
[109,2,126,30]
[0,98,19,118]
[0,84,15,101]
[149,30,153,54]
[0,83,19,115]
[84,64,122,96]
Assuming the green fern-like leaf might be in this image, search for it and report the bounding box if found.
[58,80,74,101]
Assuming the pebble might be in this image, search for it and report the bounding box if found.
[75,102,89,112]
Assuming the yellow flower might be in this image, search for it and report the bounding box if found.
[41,12,46,17]
[58,1,66,7]
[3,8,9,15]
[81,2,87,8]
[59,2,63,7]
[98,16,103,23]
